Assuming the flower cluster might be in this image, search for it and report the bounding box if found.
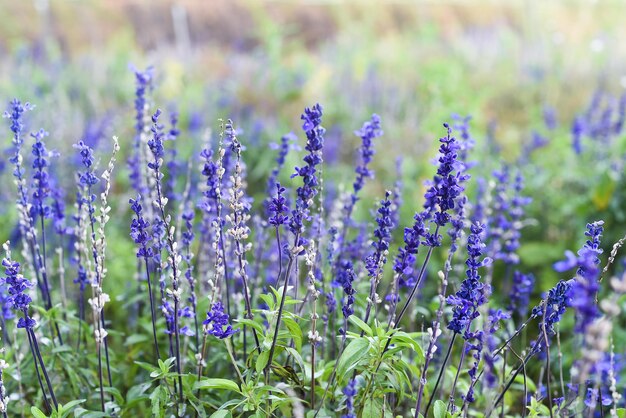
[30,129,52,220]
[365,191,393,278]
[268,182,289,226]
[129,196,153,259]
[553,221,604,333]
[447,222,491,335]
[340,261,357,319]
[289,104,325,236]
[509,271,535,317]
[341,379,357,418]
[203,302,237,339]
[351,114,382,204]
[1,244,35,329]
[423,123,466,228]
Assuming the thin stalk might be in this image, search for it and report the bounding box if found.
[26,327,51,413]
[447,341,468,412]
[29,328,57,409]
[380,226,440,359]
[424,332,457,417]
[264,231,295,381]
[491,334,544,414]
[144,258,161,360]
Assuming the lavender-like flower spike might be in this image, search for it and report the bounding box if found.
[553,221,604,334]
[509,271,535,317]
[340,261,357,319]
[423,123,466,231]
[365,191,393,278]
[30,129,52,221]
[268,182,289,226]
[351,114,382,204]
[1,246,35,329]
[147,109,184,403]
[266,132,297,203]
[129,66,154,194]
[393,212,428,282]
[447,222,491,335]
[203,301,237,339]
[500,171,531,265]
[341,379,357,418]
[446,223,491,409]
[2,241,57,409]
[289,103,325,237]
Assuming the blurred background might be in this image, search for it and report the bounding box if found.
[2,0,626,290]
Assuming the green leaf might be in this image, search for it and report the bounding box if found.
[256,350,270,374]
[349,315,372,336]
[616,409,626,418]
[31,407,48,418]
[434,400,446,418]
[284,346,305,376]
[283,316,303,351]
[58,400,85,418]
[236,318,265,335]
[337,338,369,378]
[194,378,241,393]
[362,397,385,418]
[390,332,424,360]
[210,411,232,418]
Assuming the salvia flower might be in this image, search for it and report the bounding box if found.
[129,196,153,259]
[393,212,428,285]
[30,129,52,220]
[509,271,535,317]
[447,222,491,335]
[289,104,325,237]
[203,301,237,339]
[266,132,298,203]
[340,261,357,319]
[1,244,35,329]
[531,279,572,338]
[553,221,604,333]
[341,379,357,418]
[365,191,393,278]
[350,114,382,204]
[423,123,466,229]
[268,182,289,226]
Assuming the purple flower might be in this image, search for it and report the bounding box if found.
[203,302,237,339]
[351,114,382,203]
[553,221,603,333]
[509,271,535,317]
[393,212,428,282]
[30,129,52,221]
[268,183,289,227]
[341,379,357,418]
[572,116,584,155]
[531,279,572,337]
[1,255,36,329]
[364,191,394,278]
[73,141,99,187]
[543,105,557,130]
[423,123,466,229]
[447,222,491,335]
[289,104,325,237]
[340,261,357,319]
[129,196,154,259]
[266,132,297,203]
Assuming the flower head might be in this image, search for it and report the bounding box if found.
[268,182,289,227]
[289,104,325,236]
[1,244,35,329]
[203,302,237,339]
[447,222,491,335]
